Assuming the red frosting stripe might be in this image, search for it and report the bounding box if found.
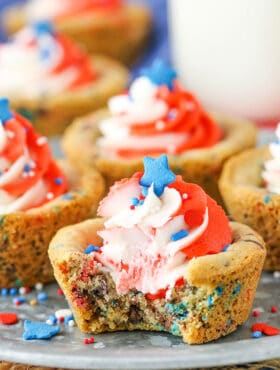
[169,177,207,228]
[168,176,231,259]
[1,112,68,208]
[115,83,222,159]
[54,0,122,20]
[182,196,231,259]
[50,34,97,90]
[3,113,52,196]
[2,119,25,163]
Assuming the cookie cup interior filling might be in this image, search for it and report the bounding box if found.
[49,219,265,344]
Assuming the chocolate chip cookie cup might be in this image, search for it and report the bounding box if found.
[62,61,256,205]
[0,22,129,137]
[0,100,105,288]
[49,156,265,344]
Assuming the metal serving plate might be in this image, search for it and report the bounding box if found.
[0,273,279,369]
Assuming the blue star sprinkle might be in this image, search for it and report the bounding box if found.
[140,154,176,197]
[142,59,177,90]
[32,21,54,37]
[0,98,14,124]
[23,320,60,340]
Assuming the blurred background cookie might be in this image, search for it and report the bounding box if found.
[62,60,257,205]
[3,0,152,65]
[0,21,129,136]
[219,124,280,271]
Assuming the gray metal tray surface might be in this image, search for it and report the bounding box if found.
[0,272,279,369]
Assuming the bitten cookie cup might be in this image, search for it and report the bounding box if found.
[62,111,256,204]
[219,146,280,271]
[49,220,265,344]
[0,162,104,288]
[12,56,129,137]
[3,3,151,65]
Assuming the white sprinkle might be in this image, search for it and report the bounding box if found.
[55,308,72,319]
[37,136,48,146]
[30,160,36,169]
[22,172,28,178]
[93,342,105,349]
[185,102,195,111]
[46,192,54,200]
[6,130,15,139]
[182,193,188,199]
[165,288,172,300]
[35,282,43,291]
[29,170,35,177]
[68,320,75,327]
[19,287,26,295]
[155,120,165,130]
[273,271,280,278]
[252,306,265,313]
[46,319,53,326]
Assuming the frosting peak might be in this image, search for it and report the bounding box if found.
[94,155,231,297]
[0,22,96,99]
[0,98,68,213]
[97,61,222,159]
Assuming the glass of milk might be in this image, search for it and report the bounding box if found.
[169,0,280,123]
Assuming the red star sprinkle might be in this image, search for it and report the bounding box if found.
[252,323,279,336]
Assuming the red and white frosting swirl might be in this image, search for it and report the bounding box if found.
[96,167,231,298]
[97,77,222,159]
[0,25,96,99]
[0,108,67,213]
[24,0,122,21]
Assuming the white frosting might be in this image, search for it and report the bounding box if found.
[262,123,280,194]
[0,124,49,213]
[97,77,188,157]
[0,28,81,98]
[24,0,66,21]
[98,183,209,295]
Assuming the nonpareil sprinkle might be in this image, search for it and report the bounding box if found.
[171,229,188,241]
[54,177,63,185]
[252,331,262,339]
[85,244,99,254]
[84,337,95,345]
[37,292,48,302]
[252,309,260,317]
[263,194,271,204]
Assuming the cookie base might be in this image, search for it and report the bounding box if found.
[49,220,265,344]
